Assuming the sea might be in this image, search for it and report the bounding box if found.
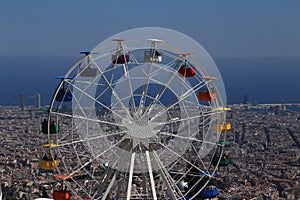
[0,56,299,106]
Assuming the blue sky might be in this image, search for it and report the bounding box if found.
[1,0,300,58]
[0,0,300,105]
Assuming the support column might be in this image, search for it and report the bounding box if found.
[127,152,136,200]
[146,151,157,200]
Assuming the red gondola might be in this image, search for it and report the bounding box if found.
[178,66,196,77]
[112,54,129,64]
[111,39,129,64]
[177,52,196,77]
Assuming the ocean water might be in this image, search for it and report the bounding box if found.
[216,57,300,104]
[0,56,299,106]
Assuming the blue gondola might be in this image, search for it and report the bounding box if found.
[177,197,190,200]
[55,76,73,102]
[55,75,73,79]
[200,173,218,177]
[199,186,218,199]
[79,51,91,56]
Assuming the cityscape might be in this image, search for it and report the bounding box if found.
[0,95,299,199]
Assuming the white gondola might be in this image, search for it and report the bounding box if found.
[144,38,163,63]
[144,49,162,63]
[79,51,98,77]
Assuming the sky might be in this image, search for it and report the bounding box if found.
[0,0,300,105]
[1,0,300,58]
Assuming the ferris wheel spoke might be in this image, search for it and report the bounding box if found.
[191,145,210,172]
[150,58,179,78]
[159,132,221,148]
[153,111,217,127]
[149,80,207,123]
[93,62,134,122]
[137,62,155,116]
[69,151,103,193]
[57,131,127,147]
[141,61,185,119]
[70,89,89,119]
[122,61,137,113]
[51,110,127,128]
[157,141,207,175]
[68,138,125,177]
[137,57,178,117]
[96,138,134,199]
[137,40,162,115]
[152,151,184,199]
[64,81,131,124]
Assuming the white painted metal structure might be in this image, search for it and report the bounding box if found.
[46,27,228,199]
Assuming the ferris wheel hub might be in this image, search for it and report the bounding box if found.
[125,121,157,139]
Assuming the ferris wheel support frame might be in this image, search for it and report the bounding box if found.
[46,27,228,200]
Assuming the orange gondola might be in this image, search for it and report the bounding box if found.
[53,190,71,200]
[198,90,217,102]
[53,174,71,200]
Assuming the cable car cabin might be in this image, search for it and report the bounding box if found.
[212,156,230,167]
[178,65,196,77]
[199,186,218,199]
[144,49,162,63]
[56,89,72,102]
[112,54,129,64]
[79,65,97,77]
[198,91,216,102]
[40,157,59,170]
[53,190,70,200]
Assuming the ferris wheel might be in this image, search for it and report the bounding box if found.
[44,27,229,200]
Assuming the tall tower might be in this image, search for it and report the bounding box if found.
[35,92,41,109]
[243,94,249,104]
[19,92,24,109]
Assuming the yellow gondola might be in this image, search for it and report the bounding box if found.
[40,159,59,170]
[213,122,231,133]
[214,107,232,111]
[40,143,59,170]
